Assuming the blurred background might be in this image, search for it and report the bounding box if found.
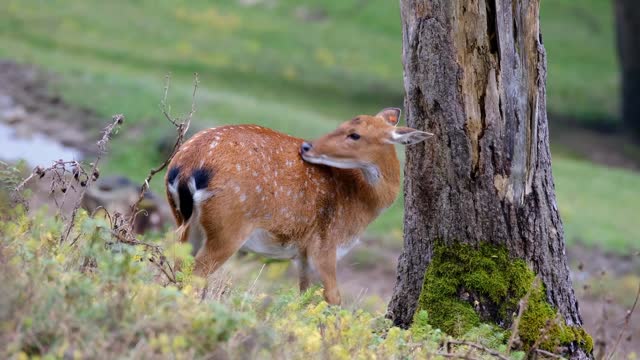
[0,0,638,354]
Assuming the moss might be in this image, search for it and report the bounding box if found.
[518,287,593,353]
[413,242,593,354]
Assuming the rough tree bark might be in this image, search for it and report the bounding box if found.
[387,1,589,358]
[614,0,640,141]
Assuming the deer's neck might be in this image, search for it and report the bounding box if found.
[335,151,401,216]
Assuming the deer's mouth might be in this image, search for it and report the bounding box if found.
[302,153,382,184]
[300,153,362,170]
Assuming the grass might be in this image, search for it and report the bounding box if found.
[541,0,620,125]
[0,0,636,253]
[0,0,621,125]
[553,157,639,252]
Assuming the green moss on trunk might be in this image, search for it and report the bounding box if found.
[413,242,592,353]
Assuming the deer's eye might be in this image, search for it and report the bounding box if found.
[347,133,361,140]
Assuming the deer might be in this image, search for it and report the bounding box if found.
[165,108,432,304]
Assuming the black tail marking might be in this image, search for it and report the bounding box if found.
[176,167,213,223]
[167,166,180,184]
[192,167,212,190]
[178,182,193,222]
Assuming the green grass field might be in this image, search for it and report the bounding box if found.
[0,0,636,253]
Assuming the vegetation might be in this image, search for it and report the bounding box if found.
[1,208,538,359]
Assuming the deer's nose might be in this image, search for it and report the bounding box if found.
[301,141,313,154]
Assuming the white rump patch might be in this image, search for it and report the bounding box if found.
[167,176,180,210]
[188,177,214,204]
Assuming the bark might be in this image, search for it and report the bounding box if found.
[614,0,640,141]
[387,1,589,358]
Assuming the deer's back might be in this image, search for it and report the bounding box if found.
[168,125,336,243]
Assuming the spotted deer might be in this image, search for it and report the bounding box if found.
[165,108,432,304]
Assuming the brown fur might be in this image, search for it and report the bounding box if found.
[165,110,430,304]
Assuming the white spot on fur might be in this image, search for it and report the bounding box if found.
[256,185,262,193]
[167,177,180,212]
[240,193,247,202]
[236,164,241,171]
[188,178,213,204]
[210,141,218,149]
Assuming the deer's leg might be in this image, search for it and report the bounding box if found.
[193,221,250,277]
[297,250,311,293]
[310,245,340,305]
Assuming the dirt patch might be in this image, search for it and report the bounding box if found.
[0,60,100,156]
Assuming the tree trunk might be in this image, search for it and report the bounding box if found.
[614,0,640,141]
[388,1,589,358]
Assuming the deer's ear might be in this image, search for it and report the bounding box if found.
[376,107,401,126]
[387,127,433,145]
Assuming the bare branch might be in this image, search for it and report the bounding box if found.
[525,314,561,359]
[127,73,199,228]
[507,276,540,353]
[606,280,640,360]
[535,348,566,359]
[160,73,178,127]
[59,114,123,243]
[445,340,509,360]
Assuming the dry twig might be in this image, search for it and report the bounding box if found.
[60,114,123,243]
[606,280,640,360]
[127,73,199,228]
[507,276,541,353]
[445,340,509,360]
[524,314,561,359]
[534,348,566,359]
